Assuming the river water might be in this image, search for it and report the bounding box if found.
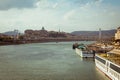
[0,41,109,80]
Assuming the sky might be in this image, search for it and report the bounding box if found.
[0,0,120,33]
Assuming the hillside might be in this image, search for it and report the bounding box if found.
[3,30,22,36]
[71,29,116,37]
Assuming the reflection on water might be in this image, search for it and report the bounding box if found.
[79,57,95,61]
[0,41,109,80]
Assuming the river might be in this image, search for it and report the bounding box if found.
[0,41,109,80]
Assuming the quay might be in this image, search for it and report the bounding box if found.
[95,53,120,80]
[93,27,120,80]
[87,41,120,80]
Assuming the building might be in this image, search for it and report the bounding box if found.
[24,27,49,40]
[23,27,75,40]
[49,31,67,38]
[115,27,120,40]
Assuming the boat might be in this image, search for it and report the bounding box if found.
[73,43,95,58]
[95,53,120,80]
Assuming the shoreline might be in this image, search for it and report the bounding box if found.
[0,38,96,46]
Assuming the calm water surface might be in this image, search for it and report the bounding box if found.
[0,41,110,80]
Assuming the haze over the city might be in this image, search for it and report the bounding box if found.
[0,0,120,33]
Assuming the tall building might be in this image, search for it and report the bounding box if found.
[115,27,120,40]
[13,29,19,40]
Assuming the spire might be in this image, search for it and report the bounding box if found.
[59,28,60,32]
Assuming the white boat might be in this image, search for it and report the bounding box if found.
[73,43,95,58]
[75,48,95,58]
[95,54,120,80]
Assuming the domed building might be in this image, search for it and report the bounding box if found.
[24,27,49,40]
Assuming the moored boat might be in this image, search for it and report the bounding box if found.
[95,53,120,80]
[73,43,95,58]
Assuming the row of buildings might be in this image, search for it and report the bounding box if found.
[0,27,76,41]
[23,27,75,40]
[0,27,120,42]
[0,29,20,42]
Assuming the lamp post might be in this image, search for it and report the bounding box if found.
[99,28,102,43]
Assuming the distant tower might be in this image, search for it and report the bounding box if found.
[99,28,102,42]
[59,28,60,32]
[14,29,19,40]
[115,27,120,40]
[42,26,45,30]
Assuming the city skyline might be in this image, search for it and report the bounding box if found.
[0,0,120,33]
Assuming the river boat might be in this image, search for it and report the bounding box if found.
[73,43,95,58]
[95,53,120,80]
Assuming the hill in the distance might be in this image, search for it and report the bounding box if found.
[3,30,22,36]
[71,29,116,40]
[71,29,116,36]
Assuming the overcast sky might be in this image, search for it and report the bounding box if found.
[0,0,120,33]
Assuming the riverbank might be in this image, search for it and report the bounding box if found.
[87,42,114,53]
[0,38,95,46]
[0,41,24,46]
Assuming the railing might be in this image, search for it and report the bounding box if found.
[95,55,120,80]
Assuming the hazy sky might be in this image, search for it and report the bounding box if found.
[0,0,120,33]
